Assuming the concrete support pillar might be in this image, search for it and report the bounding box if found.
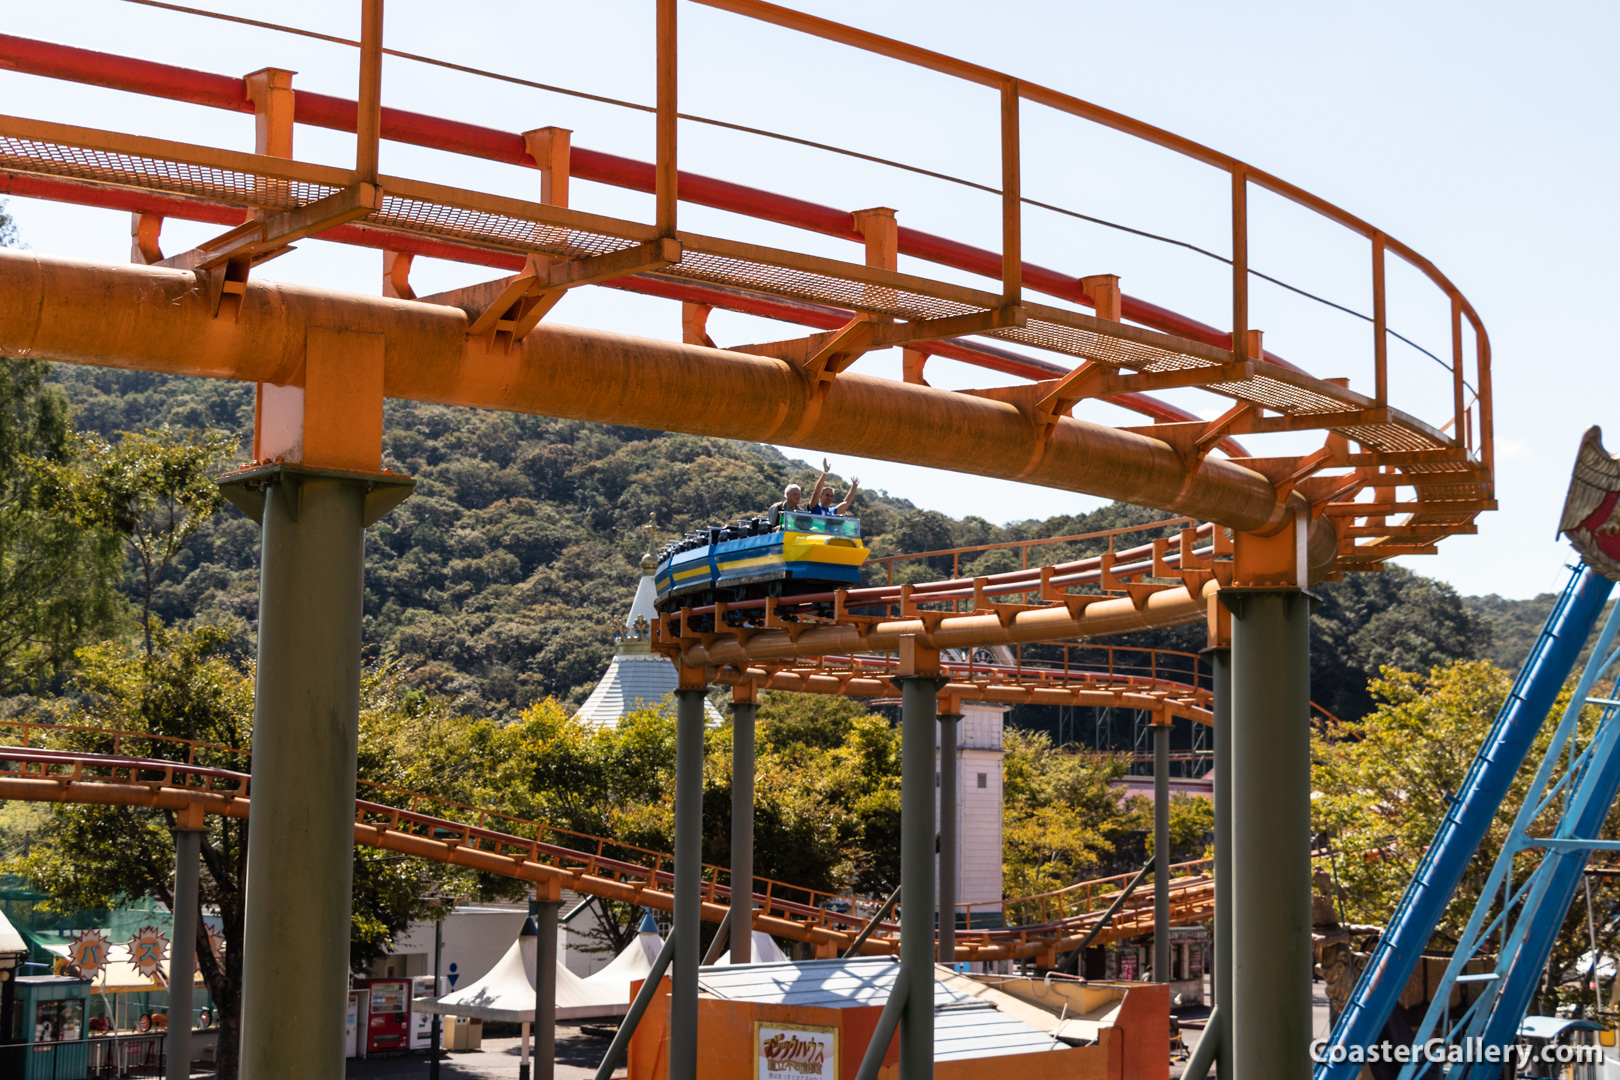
[166,825,202,1080]
[236,475,368,1080]
[1153,719,1171,984]
[731,696,757,965]
[938,711,960,966]
[1209,647,1234,1080]
[1228,590,1312,1080]
[900,669,947,1080]
[535,891,560,1080]
[671,685,707,1080]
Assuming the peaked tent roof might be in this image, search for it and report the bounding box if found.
[0,909,26,959]
[415,922,668,1021]
[574,553,720,729]
[711,931,789,966]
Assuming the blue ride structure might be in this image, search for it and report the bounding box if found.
[1382,593,1620,1079]
[1319,427,1620,1079]
[1316,564,1613,1080]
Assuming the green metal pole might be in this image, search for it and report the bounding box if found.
[165,828,201,1080]
[536,898,559,1080]
[900,676,945,1080]
[938,711,960,966]
[1210,647,1233,1080]
[1228,592,1311,1080]
[1154,719,1170,984]
[671,688,706,1080]
[429,910,443,1080]
[731,701,756,965]
[236,476,367,1080]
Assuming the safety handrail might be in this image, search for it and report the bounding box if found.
[0,735,1213,945]
[0,0,1492,468]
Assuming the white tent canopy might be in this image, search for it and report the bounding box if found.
[712,931,789,966]
[415,918,668,1022]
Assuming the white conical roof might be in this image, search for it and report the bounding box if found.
[626,553,659,631]
[573,552,720,729]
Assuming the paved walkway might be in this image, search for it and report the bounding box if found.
[345,1027,613,1080]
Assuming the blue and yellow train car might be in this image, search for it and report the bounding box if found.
[655,512,869,610]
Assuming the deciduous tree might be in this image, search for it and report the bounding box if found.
[0,360,125,694]
[74,427,238,656]
[6,631,449,1080]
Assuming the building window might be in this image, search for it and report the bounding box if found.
[977,773,987,789]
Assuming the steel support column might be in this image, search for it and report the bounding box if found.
[429,908,443,1080]
[1228,590,1312,1080]
[1154,719,1170,983]
[900,674,947,1080]
[535,895,559,1080]
[671,686,706,1080]
[938,711,960,966]
[1210,646,1234,1080]
[237,475,369,1080]
[731,699,756,965]
[165,826,202,1080]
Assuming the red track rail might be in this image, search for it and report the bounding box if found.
[0,32,1270,454]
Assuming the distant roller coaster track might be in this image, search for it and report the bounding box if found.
[0,725,1212,963]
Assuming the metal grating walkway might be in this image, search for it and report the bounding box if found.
[0,112,1483,506]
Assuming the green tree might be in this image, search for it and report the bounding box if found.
[430,692,905,957]
[76,427,238,656]
[6,630,449,1080]
[0,360,125,693]
[1002,730,1139,914]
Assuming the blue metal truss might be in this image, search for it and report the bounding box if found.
[1318,564,1616,1080]
[1393,587,1620,1080]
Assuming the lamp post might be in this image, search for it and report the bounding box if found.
[428,898,450,1080]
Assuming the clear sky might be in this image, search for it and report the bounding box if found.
[2,0,1612,600]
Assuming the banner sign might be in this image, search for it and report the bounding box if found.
[755,1021,838,1080]
[68,928,110,977]
[127,925,169,980]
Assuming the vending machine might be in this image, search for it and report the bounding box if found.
[344,991,362,1059]
[409,975,447,1050]
[359,979,411,1055]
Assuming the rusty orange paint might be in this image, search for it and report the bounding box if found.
[0,251,1299,537]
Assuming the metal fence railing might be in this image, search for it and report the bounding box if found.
[0,1034,168,1079]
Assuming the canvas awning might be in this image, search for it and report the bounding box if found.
[39,942,205,995]
[0,910,26,961]
[415,918,667,1022]
[711,931,789,966]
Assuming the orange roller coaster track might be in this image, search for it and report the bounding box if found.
[0,0,1492,579]
[0,729,1210,964]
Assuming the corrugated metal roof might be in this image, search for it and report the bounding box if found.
[699,958,1060,1060]
[574,653,721,729]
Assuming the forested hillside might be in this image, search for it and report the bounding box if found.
[38,362,1521,726]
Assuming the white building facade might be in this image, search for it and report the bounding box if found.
[937,702,1008,929]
